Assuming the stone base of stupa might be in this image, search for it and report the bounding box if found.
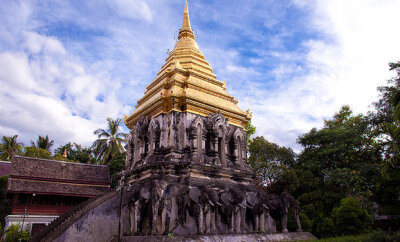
[120,232,317,242]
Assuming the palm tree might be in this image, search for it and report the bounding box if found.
[92,117,127,165]
[31,135,54,152]
[0,135,23,160]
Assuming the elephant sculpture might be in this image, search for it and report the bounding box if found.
[128,185,150,235]
[160,183,190,235]
[199,185,219,234]
[187,187,205,234]
[229,188,247,234]
[149,180,168,235]
[246,191,270,233]
[268,192,302,233]
[186,185,220,235]
[124,180,302,236]
[217,189,235,234]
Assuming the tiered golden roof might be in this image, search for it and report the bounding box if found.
[124,0,251,129]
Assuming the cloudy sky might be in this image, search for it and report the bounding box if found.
[1,0,400,151]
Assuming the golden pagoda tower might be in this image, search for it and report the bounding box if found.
[123,0,253,171]
[124,0,251,129]
[32,2,308,240]
[118,2,262,235]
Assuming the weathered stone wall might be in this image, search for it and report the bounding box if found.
[31,191,120,242]
[53,193,120,242]
[125,111,248,172]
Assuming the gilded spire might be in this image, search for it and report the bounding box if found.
[124,1,251,130]
[178,0,195,40]
[182,0,191,30]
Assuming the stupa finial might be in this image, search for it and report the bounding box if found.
[178,0,195,39]
[182,0,191,30]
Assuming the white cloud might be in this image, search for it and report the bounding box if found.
[1,0,400,153]
[22,31,67,55]
[110,0,153,22]
[0,30,130,148]
[242,0,400,150]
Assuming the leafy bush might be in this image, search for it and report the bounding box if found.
[316,231,391,242]
[364,230,390,242]
[331,197,372,235]
[314,234,369,242]
[287,208,312,232]
[53,153,74,162]
[24,146,51,159]
[392,231,400,242]
[299,212,313,232]
[4,224,31,242]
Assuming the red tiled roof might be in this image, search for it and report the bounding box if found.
[7,155,111,197]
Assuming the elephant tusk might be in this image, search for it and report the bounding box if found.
[263,204,269,209]
[238,203,246,209]
[216,202,222,206]
[209,201,215,206]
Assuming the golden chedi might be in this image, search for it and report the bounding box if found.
[124,0,251,129]
[32,2,309,241]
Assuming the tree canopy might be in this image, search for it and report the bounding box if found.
[92,117,127,165]
[370,61,400,178]
[246,62,400,237]
[54,143,96,164]
[0,135,23,160]
[248,136,295,187]
[31,135,54,152]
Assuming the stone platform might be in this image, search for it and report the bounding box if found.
[121,232,317,242]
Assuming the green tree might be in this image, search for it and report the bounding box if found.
[288,106,380,237]
[31,135,54,152]
[245,121,256,146]
[374,170,400,216]
[331,197,373,235]
[54,143,96,164]
[0,135,23,160]
[4,224,31,242]
[92,117,126,165]
[54,143,72,156]
[248,136,296,187]
[371,61,400,178]
[24,146,51,159]
[108,152,126,187]
[389,62,400,120]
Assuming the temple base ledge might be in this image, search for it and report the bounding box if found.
[120,232,318,242]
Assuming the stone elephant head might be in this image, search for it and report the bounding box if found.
[124,185,150,236]
[267,192,302,233]
[187,187,204,234]
[148,180,168,235]
[217,189,235,234]
[160,183,189,235]
[245,191,270,233]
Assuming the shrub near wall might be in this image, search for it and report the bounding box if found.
[331,197,373,235]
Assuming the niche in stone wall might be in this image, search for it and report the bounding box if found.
[205,132,213,155]
[154,130,160,150]
[228,137,235,165]
[197,123,202,158]
[237,136,242,165]
[217,126,225,166]
[144,136,149,156]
